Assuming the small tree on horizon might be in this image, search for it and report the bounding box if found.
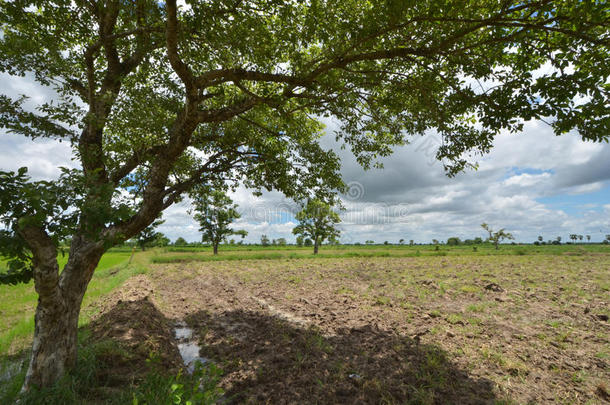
[481,223,514,250]
[293,199,341,254]
[174,237,188,246]
[261,235,270,247]
[191,189,247,255]
[586,235,591,243]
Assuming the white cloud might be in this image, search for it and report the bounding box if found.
[503,172,551,187]
[2,74,609,244]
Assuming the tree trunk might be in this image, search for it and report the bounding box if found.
[213,242,218,255]
[23,295,81,389]
[313,239,319,255]
[21,234,104,391]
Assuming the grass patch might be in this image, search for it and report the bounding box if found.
[151,250,397,264]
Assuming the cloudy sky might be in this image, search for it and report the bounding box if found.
[1,73,609,244]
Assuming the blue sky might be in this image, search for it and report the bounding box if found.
[538,187,610,216]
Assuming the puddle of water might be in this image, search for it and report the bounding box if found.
[174,323,209,373]
[175,326,193,340]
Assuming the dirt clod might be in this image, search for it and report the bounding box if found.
[484,282,504,292]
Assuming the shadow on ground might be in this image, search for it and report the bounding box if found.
[184,309,500,404]
[1,298,502,404]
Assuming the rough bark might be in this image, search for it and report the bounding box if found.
[213,242,219,255]
[313,237,319,255]
[21,232,104,390]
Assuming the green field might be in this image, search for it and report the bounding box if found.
[154,242,609,262]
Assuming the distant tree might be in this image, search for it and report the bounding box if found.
[365,240,375,245]
[606,235,610,242]
[261,235,270,247]
[481,223,514,250]
[473,237,483,244]
[578,235,583,243]
[272,239,277,246]
[399,239,405,245]
[569,234,577,244]
[191,189,248,255]
[409,240,414,246]
[137,220,165,251]
[586,235,591,243]
[293,199,341,254]
[156,233,170,247]
[446,237,461,246]
[174,237,187,246]
[432,239,439,245]
[276,238,287,246]
[538,236,543,243]
[304,238,313,247]
[383,240,389,245]
[296,236,304,247]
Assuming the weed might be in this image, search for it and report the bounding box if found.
[446,313,464,325]
[459,285,479,293]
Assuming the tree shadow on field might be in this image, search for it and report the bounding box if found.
[185,309,500,405]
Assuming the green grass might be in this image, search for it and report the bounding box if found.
[0,250,136,355]
[151,250,397,263]
[151,243,609,264]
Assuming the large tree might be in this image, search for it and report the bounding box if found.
[0,0,608,390]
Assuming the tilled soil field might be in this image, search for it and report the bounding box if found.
[110,255,609,404]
